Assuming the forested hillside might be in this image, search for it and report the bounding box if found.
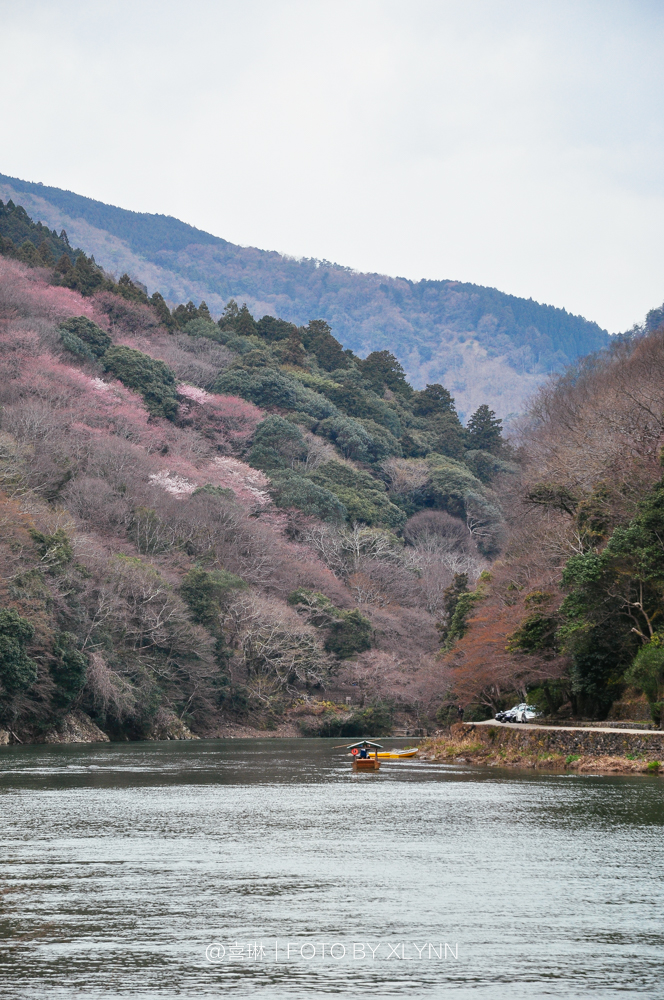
[439,314,664,726]
[0,173,610,420]
[0,200,520,741]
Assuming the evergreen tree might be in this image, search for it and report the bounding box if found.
[17,240,40,267]
[172,301,200,328]
[467,404,503,454]
[359,350,411,396]
[256,315,297,342]
[218,299,240,330]
[50,632,87,711]
[279,329,306,367]
[302,320,348,371]
[248,415,307,471]
[149,291,175,330]
[38,240,54,267]
[236,303,258,337]
[56,253,73,274]
[412,383,456,417]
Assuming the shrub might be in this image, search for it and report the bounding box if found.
[309,461,406,528]
[129,507,174,555]
[248,415,307,472]
[256,315,297,342]
[288,588,372,659]
[50,632,87,711]
[269,469,347,523]
[93,291,161,335]
[464,449,519,485]
[358,418,402,460]
[29,528,73,569]
[316,702,394,737]
[426,455,483,517]
[180,566,246,634]
[325,609,372,658]
[182,318,224,342]
[0,607,37,695]
[103,345,179,420]
[214,368,336,419]
[626,644,664,725]
[59,316,111,360]
[315,414,374,462]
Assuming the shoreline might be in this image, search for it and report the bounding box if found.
[420,722,664,775]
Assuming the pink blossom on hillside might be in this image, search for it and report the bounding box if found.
[177,386,263,451]
[0,343,165,451]
[177,384,213,404]
[0,257,103,325]
[206,393,263,442]
[94,292,160,335]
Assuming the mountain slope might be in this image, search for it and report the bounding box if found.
[0,172,610,419]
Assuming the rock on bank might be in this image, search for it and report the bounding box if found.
[0,709,199,745]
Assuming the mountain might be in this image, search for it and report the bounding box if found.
[0,247,499,741]
[0,172,610,420]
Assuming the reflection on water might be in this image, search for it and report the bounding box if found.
[1,738,663,999]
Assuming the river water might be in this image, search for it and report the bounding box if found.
[0,738,663,999]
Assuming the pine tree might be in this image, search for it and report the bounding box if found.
[150,291,175,330]
[218,299,239,330]
[280,329,306,367]
[55,253,72,274]
[38,240,54,267]
[412,383,456,417]
[467,404,503,454]
[17,241,41,267]
[172,301,199,328]
[236,303,258,337]
[359,350,411,395]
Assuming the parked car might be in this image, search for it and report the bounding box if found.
[495,703,541,723]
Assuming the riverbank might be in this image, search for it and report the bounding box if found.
[420,722,664,774]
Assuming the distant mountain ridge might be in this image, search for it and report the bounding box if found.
[0,172,610,419]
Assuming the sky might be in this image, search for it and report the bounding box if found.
[2,0,664,332]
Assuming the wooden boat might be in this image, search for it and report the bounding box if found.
[352,758,381,771]
[337,740,383,771]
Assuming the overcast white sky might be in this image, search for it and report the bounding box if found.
[2,0,664,331]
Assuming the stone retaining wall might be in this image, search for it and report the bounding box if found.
[460,722,664,758]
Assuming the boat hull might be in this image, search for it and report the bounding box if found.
[352,759,380,771]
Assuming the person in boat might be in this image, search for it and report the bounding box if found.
[358,746,368,759]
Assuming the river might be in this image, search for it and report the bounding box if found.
[1,738,663,999]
